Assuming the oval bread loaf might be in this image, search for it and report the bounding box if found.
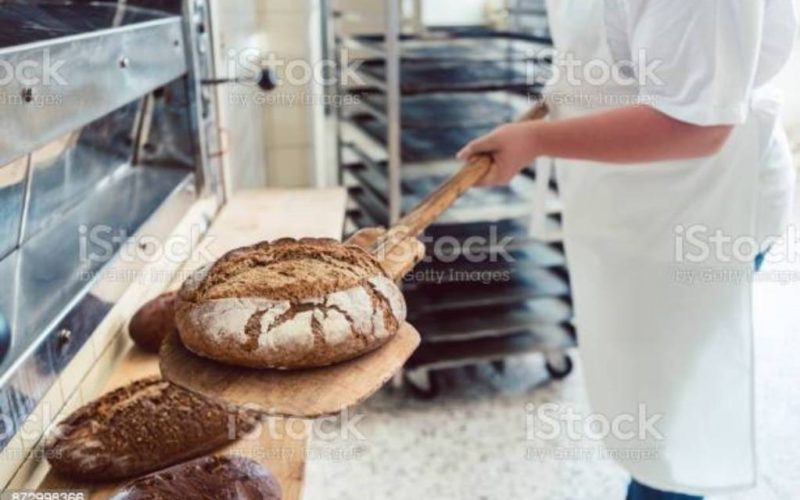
[174,238,406,369]
[45,377,260,482]
[110,455,282,500]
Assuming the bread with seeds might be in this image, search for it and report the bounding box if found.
[45,377,259,481]
[174,238,406,369]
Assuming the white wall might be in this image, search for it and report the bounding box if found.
[209,0,270,191]
[210,0,321,190]
[257,0,320,188]
[422,0,485,25]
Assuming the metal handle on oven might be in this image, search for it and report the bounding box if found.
[201,68,277,92]
[0,312,10,363]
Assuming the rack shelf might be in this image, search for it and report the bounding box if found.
[349,25,552,61]
[406,327,574,371]
[345,161,544,224]
[331,0,574,385]
[0,4,186,168]
[357,91,528,128]
[404,267,570,313]
[410,299,572,343]
[355,59,546,95]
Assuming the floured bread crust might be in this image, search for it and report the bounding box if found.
[175,238,406,369]
[45,377,260,481]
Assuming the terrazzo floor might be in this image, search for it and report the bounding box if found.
[303,177,800,500]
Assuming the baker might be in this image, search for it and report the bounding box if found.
[458,1,797,499]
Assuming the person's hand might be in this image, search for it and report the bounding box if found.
[456,122,540,186]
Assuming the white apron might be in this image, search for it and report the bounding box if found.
[542,0,795,495]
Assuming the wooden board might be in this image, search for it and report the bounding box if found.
[33,189,348,500]
[158,220,425,417]
[160,323,420,418]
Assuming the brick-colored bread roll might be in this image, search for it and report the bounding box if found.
[129,291,178,353]
[174,238,406,369]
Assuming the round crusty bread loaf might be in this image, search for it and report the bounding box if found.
[174,238,406,369]
[110,455,282,500]
[45,377,260,482]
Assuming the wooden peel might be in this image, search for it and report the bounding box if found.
[160,104,548,417]
[159,232,425,418]
[160,324,420,418]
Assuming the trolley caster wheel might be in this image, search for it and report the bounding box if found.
[404,370,441,400]
[545,353,574,380]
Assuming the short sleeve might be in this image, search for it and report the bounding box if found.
[625,0,765,126]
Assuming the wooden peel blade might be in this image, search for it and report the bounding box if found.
[160,229,422,418]
[159,325,421,418]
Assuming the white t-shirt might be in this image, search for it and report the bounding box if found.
[603,0,798,126]
[602,0,798,246]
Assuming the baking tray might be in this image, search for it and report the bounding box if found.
[358,59,548,94]
[359,91,527,129]
[422,219,564,249]
[345,207,379,233]
[347,167,563,241]
[348,113,495,163]
[403,267,570,313]
[422,219,564,257]
[345,163,539,224]
[408,243,567,280]
[404,242,569,281]
[406,326,575,370]
[0,3,172,49]
[403,252,569,292]
[411,299,572,343]
[352,26,552,61]
[348,185,389,227]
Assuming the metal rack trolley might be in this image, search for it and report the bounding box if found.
[329,0,574,397]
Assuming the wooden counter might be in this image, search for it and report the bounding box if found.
[5,189,347,499]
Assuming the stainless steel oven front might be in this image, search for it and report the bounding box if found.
[0,0,224,454]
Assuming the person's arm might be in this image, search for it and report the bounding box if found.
[456,105,734,186]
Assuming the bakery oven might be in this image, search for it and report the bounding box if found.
[0,0,225,454]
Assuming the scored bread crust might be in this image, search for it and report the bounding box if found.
[175,238,406,369]
[45,377,259,482]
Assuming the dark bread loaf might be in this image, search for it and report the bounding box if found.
[110,455,282,500]
[45,377,259,482]
[129,291,178,353]
[175,238,406,369]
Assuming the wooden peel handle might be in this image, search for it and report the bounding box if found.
[369,155,492,256]
[369,102,548,257]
